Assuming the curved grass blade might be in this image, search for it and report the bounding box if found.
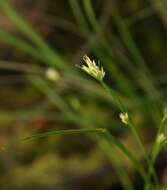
[22,128,107,141]
[0,0,68,70]
[0,29,43,61]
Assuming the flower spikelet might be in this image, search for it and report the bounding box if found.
[81,55,105,81]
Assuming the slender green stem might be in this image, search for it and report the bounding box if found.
[158,112,167,135]
[105,132,147,181]
[144,113,167,190]
[151,112,167,164]
[101,80,145,156]
[129,122,159,190]
[100,81,126,112]
[100,80,158,188]
[128,122,158,189]
[96,135,135,190]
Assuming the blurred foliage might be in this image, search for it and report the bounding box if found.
[0,0,167,189]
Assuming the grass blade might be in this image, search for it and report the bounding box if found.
[0,0,68,70]
[22,128,106,141]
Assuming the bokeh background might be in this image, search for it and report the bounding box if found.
[0,0,167,189]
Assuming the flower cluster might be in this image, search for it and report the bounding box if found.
[81,55,105,81]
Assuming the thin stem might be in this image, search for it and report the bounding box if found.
[105,132,147,181]
[158,112,167,135]
[100,80,158,188]
[100,81,125,112]
[144,113,167,189]
[96,135,135,190]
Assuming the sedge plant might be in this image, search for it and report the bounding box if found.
[79,55,167,189]
[0,0,166,189]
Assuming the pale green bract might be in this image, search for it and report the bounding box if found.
[81,55,105,81]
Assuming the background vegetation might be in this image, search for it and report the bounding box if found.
[0,0,167,189]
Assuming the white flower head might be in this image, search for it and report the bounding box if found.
[119,112,129,125]
[81,55,105,81]
[46,68,60,82]
[157,133,166,144]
